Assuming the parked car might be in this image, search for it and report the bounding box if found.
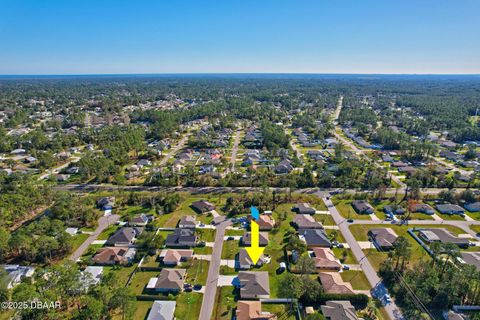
[193,284,202,290]
[342,265,350,270]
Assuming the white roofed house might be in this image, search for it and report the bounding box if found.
[2,265,35,289]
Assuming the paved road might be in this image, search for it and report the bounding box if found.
[332,96,406,189]
[319,193,404,320]
[69,214,119,261]
[53,184,478,198]
[38,156,81,180]
[158,133,190,167]
[198,219,232,320]
[229,128,242,173]
[332,95,343,124]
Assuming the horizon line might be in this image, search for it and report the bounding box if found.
[1,72,480,78]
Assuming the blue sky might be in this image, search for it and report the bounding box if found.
[0,0,479,74]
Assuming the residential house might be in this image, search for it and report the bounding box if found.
[237,248,265,270]
[165,229,197,248]
[460,252,480,271]
[418,228,470,247]
[255,215,275,231]
[293,203,316,215]
[178,216,197,229]
[191,200,215,213]
[106,227,143,246]
[436,204,465,216]
[147,269,186,293]
[97,196,115,210]
[298,229,331,248]
[129,214,151,227]
[160,249,193,266]
[312,248,341,271]
[318,272,355,294]
[81,266,103,287]
[242,232,269,246]
[292,214,323,230]
[92,247,136,265]
[236,301,277,320]
[146,301,176,320]
[412,203,435,215]
[237,271,270,299]
[321,301,359,320]
[368,228,398,250]
[274,159,293,174]
[1,265,35,289]
[464,202,480,213]
[383,205,405,216]
[351,200,374,215]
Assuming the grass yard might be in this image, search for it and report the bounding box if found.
[340,270,371,290]
[225,228,245,236]
[332,248,357,264]
[334,200,372,220]
[211,286,238,320]
[314,214,336,225]
[196,228,216,242]
[97,224,120,240]
[141,254,159,268]
[175,292,203,320]
[104,264,138,286]
[326,229,345,243]
[129,271,159,295]
[193,246,213,255]
[220,265,237,275]
[262,304,296,319]
[69,233,90,252]
[221,239,239,259]
[184,258,209,285]
[465,211,480,221]
[470,225,480,235]
[131,301,154,320]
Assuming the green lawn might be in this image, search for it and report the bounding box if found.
[314,214,336,225]
[334,200,372,220]
[175,292,203,320]
[196,228,216,242]
[184,259,209,285]
[129,271,159,295]
[262,304,296,320]
[225,229,245,236]
[219,266,237,275]
[326,229,345,243]
[97,224,120,240]
[211,286,237,320]
[465,211,480,221]
[104,264,138,286]
[132,301,154,320]
[332,248,357,264]
[470,225,480,235]
[193,246,213,255]
[221,239,239,259]
[69,233,90,252]
[340,270,371,290]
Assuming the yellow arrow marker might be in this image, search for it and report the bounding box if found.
[245,220,265,264]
